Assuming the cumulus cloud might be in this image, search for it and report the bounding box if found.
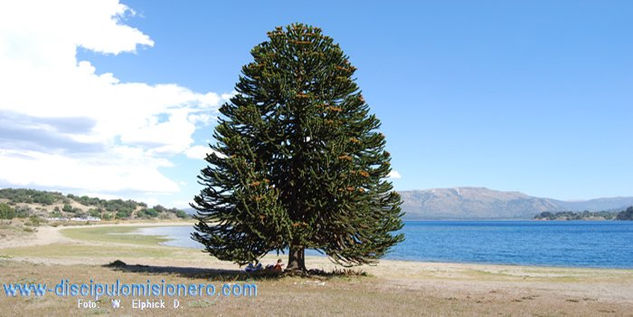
[0,148,178,193]
[185,145,227,160]
[388,170,402,179]
[0,0,227,195]
[184,145,211,160]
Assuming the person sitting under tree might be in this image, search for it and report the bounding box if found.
[271,259,284,272]
[244,260,262,272]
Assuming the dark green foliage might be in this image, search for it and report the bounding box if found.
[147,208,159,218]
[192,23,404,270]
[138,208,159,218]
[136,206,188,219]
[0,203,15,219]
[165,207,189,218]
[535,209,622,220]
[102,199,137,212]
[88,209,101,218]
[535,211,555,220]
[67,194,102,207]
[0,188,157,219]
[115,207,133,219]
[66,194,141,213]
[0,188,61,205]
[0,188,185,220]
[616,206,633,220]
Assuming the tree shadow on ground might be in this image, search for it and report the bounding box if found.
[102,260,367,281]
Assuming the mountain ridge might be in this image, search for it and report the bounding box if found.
[400,187,633,220]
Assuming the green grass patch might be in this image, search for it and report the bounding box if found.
[60,226,170,246]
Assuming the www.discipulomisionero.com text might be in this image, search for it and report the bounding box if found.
[3,279,257,299]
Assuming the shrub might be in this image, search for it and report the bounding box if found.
[116,207,133,219]
[88,209,101,218]
[0,203,15,219]
[14,206,30,218]
[24,216,44,227]
[28,216,42,227]
[144,208,159,218]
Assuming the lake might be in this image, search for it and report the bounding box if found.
[136,221,633,268]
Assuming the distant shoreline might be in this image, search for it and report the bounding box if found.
[3,220,633,316]
[2,220,631,269]
[133,222,633,270]
[1,221,631,272]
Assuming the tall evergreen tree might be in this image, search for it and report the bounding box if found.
[192,23,404,272]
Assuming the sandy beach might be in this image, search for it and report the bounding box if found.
[0,222,632,316]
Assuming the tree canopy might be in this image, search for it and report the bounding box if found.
[616,207,633,220]
[192,23,404,272]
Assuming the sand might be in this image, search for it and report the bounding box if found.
[1,222,632,316]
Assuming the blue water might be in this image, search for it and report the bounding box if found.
[137,221,633,268]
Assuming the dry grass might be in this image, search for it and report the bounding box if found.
[1,260,631,317]
[0,220,37,244]
[0,224,632,316]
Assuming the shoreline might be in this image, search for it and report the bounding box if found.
[131,223,633,272]
[1,221,632,315]
[1,221,629,272]
[0,220,194,249]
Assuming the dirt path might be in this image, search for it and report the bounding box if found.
[0,226,69,249]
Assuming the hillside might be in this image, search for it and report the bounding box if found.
[400,187,633,220]
[3,187,631,221]
[0,188,189,221]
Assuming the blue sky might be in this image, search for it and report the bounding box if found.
[1,1,631,207]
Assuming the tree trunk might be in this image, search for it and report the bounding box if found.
[286,245,306,272]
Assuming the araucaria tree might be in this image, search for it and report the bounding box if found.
[192,23,404,272]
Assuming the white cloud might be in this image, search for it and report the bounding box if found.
[185,145,210,160]
[0,148,178,193]
[0,0,228,195]
[171,199,194,209]
[184,145,226,160]
[388,170,402,179]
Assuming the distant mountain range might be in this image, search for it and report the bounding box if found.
[399,187,633,220]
